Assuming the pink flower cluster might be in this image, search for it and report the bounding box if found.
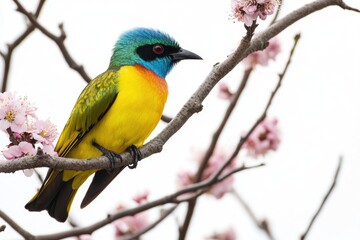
[243,118,280,156]
[231,0,279,26]
[113,192,149,239]
[243,37,281,69]
[177,149,237,199]
[0,92,58,176]
[207,227,237,240]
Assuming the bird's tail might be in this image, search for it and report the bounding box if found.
[25,169,78,222]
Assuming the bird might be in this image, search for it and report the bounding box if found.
[25,28,202,222]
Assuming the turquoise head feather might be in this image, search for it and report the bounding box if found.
[109,28,201,78]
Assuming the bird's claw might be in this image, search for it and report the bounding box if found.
[92,141,122,172]
[127,145,142,169]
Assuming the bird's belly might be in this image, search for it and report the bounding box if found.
[92,97,163,152]
[67,65,168,159]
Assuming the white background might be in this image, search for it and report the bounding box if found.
[1,0,360,239]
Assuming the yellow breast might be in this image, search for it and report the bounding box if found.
[66,64,168,159]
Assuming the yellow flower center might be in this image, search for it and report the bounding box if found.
[40,129,47,138]
[5,111,15,122]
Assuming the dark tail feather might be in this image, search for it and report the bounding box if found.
[46,181,77,222]
[25,170,77,222]
[81,166,125,208]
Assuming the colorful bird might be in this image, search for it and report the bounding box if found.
[25,28,202,222]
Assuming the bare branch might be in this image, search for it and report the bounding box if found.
[300,157,343,240]
[269,0,283,25]
[0,210,34,240]
[232,189,274,240]
[13,0,92,83]
[1,0,46,92]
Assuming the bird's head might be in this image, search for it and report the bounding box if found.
[109,28,202,78]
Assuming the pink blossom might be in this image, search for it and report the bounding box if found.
[19,96,37,118]
[207,227,237,240]
[243,118,280,156]
[2,141,37,177]
[231,0,279,26]
[218,82,233,100]
[232,1,257,26]
[0,91,59,177]
[2,141,36,160]
[177,148,237,199]
[243,37,281,69]
[31,119,58,145]
[0,92,38,133]
[0,98,27,133]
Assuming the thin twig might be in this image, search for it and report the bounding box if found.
[0,210,34,240]
[0,0,46,92]
[13,0,92,83]
[232,189,274,240]
[269,0,283,25]
[300,157,343,240]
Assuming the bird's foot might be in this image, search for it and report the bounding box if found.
[127,145,142,169]
[92,141,121,172]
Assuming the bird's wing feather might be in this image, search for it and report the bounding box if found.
[55,70,119,157]
[26,71,120,217]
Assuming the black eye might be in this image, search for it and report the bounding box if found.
[152,44,164,55]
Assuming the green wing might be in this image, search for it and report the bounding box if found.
[55,70,119,157]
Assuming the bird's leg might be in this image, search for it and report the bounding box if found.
[127,145,142,169]
[92,141,122,172]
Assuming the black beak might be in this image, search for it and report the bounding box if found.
[170,48,202,61]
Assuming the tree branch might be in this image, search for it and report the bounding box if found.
[269,0,283,25]
[300,157,343,240]
[13,0,92,83]
[232,189,274,240]
[0,210,34,240]
[0,0,46,92]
